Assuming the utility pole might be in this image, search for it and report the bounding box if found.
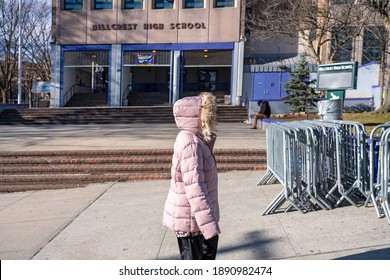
[17,0,22,104]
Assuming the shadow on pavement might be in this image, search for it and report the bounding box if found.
[217,231,276,259]
[334,247,390,260]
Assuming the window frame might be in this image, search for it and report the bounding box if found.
[214,0,234,8]
[153,0,174,9]
[64,0,83,10]
[123,0,143,9]
[184,0,204,9]
[94,0,113,10]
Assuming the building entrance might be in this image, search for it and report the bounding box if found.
[182,50,231,103]
[63,50,109,107]
[122,50,170,106]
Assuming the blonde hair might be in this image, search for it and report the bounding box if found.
[199,92,217,143]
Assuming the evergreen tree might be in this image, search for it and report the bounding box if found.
[283,53,318,116]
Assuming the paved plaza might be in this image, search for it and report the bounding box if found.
[0,123,390,260]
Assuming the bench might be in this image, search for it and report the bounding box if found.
[249,115,284,130]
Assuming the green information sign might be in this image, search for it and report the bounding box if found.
[326,90,345,100]
[317,62,358,91]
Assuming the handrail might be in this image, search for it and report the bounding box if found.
[63,84,92,106]
[63,85,76,106]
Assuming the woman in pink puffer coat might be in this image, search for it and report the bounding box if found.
[162,92,220,260]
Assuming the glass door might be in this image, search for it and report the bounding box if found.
[198,70,217,91]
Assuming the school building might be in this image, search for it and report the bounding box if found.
[50,0,246,108]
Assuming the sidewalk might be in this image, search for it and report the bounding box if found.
[0,123,265,151]
[0,123,390,260]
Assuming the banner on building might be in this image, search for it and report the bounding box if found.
[136,54,155,65]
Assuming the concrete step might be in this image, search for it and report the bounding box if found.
[0,149,266,192]
[0,106,247,125]
[65,92,108,107]
[0,154,264,166]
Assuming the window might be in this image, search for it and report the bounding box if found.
[362,27,385,65]
[184,0,203,8]
[64,51,110,66]
[215,0,234,8]
[94,0,112,10]
[153,0,174,9]
[124,0,143,9]
[331,28,353,62]
[64,0,82,10]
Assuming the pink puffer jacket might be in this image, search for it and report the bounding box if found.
[162,96,220,240]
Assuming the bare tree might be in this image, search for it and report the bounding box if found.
[246,0,368,64]
[0,0,51,104]
[363,0,390,112]
[22,0,51,107]
[0,0,20,103]
[247,0,390,112]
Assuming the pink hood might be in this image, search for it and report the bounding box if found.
[173,96,203,135]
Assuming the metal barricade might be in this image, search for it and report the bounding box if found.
[261,121,338,215]
[314,120,368,207]
[373,127,390,223]
[364,123,390,218]
[280,122,331,211]
[260,120,370,216]
[261,123,307,215]
[257,124,285,186]
[380,128,390,223]
[310,121,355,208]
[293,121,333,210]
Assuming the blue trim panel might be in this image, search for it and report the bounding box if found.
[249,97,373,102]
[342,97,372,101]
[122,42,234,51]
[62,45,112,51]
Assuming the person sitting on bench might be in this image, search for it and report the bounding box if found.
[251,100,271,129]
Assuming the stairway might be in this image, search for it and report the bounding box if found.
[127,92,169,106]
[217,106,248,122]
[65,92,108,107]
[0,105,247,125]
[0,149,267,192]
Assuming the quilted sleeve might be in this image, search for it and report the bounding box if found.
[181,142,220,239]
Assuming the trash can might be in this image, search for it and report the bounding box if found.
[318,99,343,120]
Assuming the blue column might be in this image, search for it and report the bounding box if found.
[171,50,181,105]
[231,42,245,106]
[50,45,61,108]
[109,44,122,107]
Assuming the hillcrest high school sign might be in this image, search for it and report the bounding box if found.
[92,22,207,31]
